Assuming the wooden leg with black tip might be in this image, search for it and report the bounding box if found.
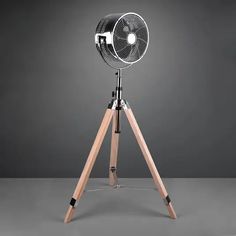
[64,108,114,223]
[124,107,177,219]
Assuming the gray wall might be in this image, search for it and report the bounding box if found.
[1,0,236,177]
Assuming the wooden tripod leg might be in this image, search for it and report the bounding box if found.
[124,107,177,219]
[64,108,114,223]
[109,111,120,186]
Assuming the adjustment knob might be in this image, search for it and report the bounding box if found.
[112,91,115,97]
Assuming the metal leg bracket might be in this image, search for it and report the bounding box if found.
[163,195,171,206]
[70,198,79,208]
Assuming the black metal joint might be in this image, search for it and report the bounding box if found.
[70,198,78,208]
[163,195,171,206]
[110,166,117,173]
[115,86,123,91]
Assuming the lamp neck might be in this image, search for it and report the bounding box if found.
[115,69,122,101]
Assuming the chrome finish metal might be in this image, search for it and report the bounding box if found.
[115,69,122,101]
[120,99,129,110]
[95,12,149,69]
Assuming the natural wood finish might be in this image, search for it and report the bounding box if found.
[64,206,74,223]
[124,108,177,219]
[109,111,120,186]
[64,108,114,223]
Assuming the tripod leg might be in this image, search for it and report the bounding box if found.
[64,108,114,223]
[124,107,177,219]
[109,110,120,186]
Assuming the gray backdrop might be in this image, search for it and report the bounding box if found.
[1,0,236,177]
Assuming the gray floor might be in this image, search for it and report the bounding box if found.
[0,178,236,236]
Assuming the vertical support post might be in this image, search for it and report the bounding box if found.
[109,110,120,186]
[115,69,122,133]
[108,69,122,185]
